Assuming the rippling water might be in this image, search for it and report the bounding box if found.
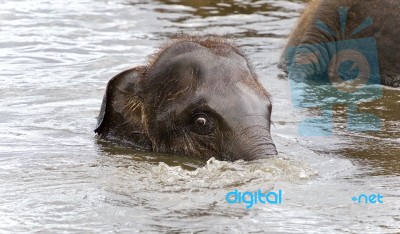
[0,0,399,232]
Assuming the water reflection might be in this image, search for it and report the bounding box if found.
[153,0,290,17]
[124,0,304,37]
[95,138,205,170]
[337,87,400,175]
[285,78,399,175]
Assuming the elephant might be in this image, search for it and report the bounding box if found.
[95,35,277,161]
[280,0,400,87]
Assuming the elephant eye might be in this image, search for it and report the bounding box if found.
[190,113,214,135]
[195,117,207,127]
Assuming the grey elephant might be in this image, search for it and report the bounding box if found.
[281,0,400,87]
[95,35,277,161]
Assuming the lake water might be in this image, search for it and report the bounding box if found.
[0,0,399,232]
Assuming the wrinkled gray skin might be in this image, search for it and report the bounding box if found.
[280,0,400,87]
[95,36,277,161]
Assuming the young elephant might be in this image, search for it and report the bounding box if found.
[281,0,400,87]
[95,35,277,161]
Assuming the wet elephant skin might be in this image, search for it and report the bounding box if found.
[95,35,277,161]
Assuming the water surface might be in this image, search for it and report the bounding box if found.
[0,0,399,232]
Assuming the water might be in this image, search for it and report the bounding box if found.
[0,0,399,232]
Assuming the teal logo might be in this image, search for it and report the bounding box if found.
[225,189,283,209]
[284,7,382,136]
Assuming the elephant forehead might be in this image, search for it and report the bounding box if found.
[147,46,267,116]
[196,81,270,117]
[148,51,253,103]
[167,60,266,116]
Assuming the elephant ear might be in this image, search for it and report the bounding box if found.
[95,67,152,150]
